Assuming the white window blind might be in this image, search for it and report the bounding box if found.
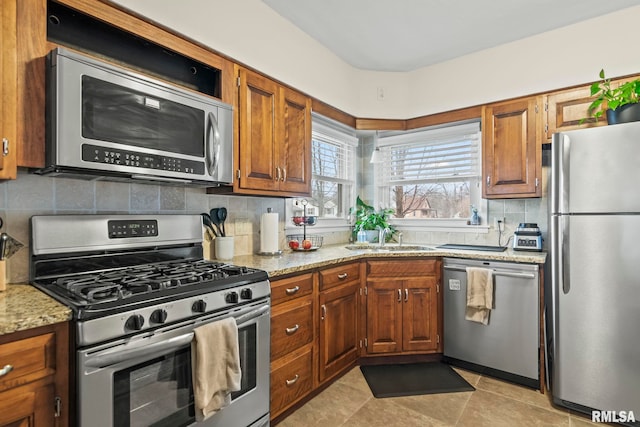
[378,122,481,186]
[312,118,357,184]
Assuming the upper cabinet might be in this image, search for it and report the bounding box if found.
[482,96,542,199]
[236,67,311,197]
[544,76,638,140]
[0,0,20,179]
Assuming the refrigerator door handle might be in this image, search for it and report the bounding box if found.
[560,216,570,294]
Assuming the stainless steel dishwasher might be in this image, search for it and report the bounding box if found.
[442,257,540,388]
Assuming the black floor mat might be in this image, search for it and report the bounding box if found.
[360,362,475,398]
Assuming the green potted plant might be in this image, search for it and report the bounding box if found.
[586,69,640,124]
[350,196,396,243]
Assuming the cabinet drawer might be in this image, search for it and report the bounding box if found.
[0,333,55,392]
[270,348,313,417]
[367,259,439,277]
[271,297,313,360]
[271,273,313,305]
[319,262,360,291]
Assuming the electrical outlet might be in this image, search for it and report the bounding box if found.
[494,217,506,229]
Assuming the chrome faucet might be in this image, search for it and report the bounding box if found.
[378,227,390,247]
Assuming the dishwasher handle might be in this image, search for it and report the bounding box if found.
[443,265,536,279]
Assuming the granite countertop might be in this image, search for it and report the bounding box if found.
[233,243,547,278]
[0,244,546,336]
[0,284,72,336]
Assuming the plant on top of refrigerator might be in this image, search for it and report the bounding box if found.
[585,69,640,120]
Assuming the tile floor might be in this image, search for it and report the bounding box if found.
[276,366,612,427]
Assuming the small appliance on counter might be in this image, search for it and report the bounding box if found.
[513,223,542,251]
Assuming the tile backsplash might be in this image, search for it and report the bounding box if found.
[1,169,287,283]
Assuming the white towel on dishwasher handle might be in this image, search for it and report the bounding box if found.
[465,266,494,325]
[191,317,242,421]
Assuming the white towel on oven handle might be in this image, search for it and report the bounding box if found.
[191,317,242,421]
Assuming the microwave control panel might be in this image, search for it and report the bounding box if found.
[82,144,205,175]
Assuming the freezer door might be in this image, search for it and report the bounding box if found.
[551,214,640,413]
[551,121,640,214]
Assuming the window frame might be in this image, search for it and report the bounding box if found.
[374,120,488,233]
[285,113,357,232]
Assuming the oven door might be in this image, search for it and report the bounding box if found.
[77,300,270,427]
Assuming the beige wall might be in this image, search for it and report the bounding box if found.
[113,0,640,118]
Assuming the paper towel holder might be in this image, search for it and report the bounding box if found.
[257,207,283,257]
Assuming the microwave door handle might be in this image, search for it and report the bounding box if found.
[206,112,221,177]
[85,332,195,368]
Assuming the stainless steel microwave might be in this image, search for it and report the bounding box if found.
[39,48,233,186]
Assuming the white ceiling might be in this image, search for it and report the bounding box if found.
[263,0,639,72]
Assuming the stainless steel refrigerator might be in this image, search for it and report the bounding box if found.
[548,121,640,423]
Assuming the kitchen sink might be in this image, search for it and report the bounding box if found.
[344,244,434,252]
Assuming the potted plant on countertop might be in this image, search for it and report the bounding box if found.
[350,196,396,243]
[586,69,640,124]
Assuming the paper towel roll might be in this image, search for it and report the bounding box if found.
[260,212,279,254]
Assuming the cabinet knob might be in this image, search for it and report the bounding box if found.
[281,168,287,182]
[2,138,8,156]
[486,175,491,187]
[0,364,13,377]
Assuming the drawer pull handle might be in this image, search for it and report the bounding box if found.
[285,286,300,295]
[337,273,348,280]
[285,324,300,335]
[0,364,13,377]
[397,289,402,302]
[321,304,326,320]
[286,374,300,386]
[404,288,409,302]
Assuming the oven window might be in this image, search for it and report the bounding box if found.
[113,347,194,427]
[82,75,205,157]
[233,323,257,400]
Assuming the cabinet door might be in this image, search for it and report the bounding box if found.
[482,97,541,198]
[318,281,359,382]
[366,279,402,354]
[277,86,311,195]
[403,277,439,352]
[0,0,17,179]
[237,68,279,192]
[0,383,54,427]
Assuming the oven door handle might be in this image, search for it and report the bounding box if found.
[85,333,195,368]
[235,304,270,327]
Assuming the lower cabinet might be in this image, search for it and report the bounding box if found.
[0,322,69,427]
[365,259,442,355]
[270,259,442,423]
[318,263,360,383]
[269,273,315,420]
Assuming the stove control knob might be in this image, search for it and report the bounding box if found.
[150,309,168,324]
[225,291,239,304]
[125,314,145,331]
[192,300,207,313]
[240,288,253,300]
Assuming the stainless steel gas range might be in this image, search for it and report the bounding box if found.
[30,214,270,427]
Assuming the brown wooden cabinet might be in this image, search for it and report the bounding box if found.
[236,67,311,196]
[0,0,20,179]
[269,273,315,421]
[0,322,69,427]
[482,96,542,198]
[364,259,441,355]
[544,76,637,140]
[317,263,360,383]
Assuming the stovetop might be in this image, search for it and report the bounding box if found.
[33,258,268,317]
